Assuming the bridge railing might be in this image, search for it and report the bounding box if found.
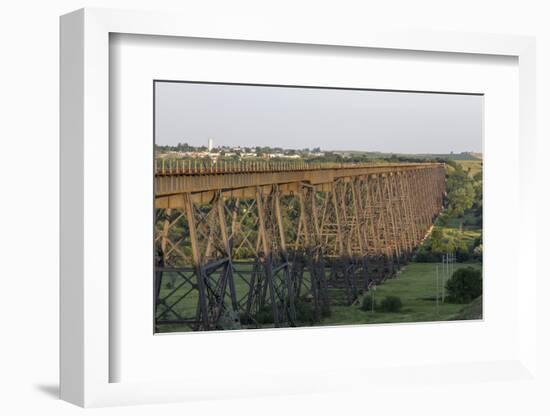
[155,158,443,175]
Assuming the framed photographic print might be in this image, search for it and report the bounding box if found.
[60,8,538,408]
[152,80,480,334]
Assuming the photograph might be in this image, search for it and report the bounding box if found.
[153,81,483,333]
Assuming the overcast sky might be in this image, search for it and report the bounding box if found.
[154,81,482,154]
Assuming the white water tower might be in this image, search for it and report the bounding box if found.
[208,138,214,152]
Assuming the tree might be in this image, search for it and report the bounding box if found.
[431,228,467,255]
[472,171,483,214]
[448,183,475,217]
[445,267,482,303]
[445,165,475,217]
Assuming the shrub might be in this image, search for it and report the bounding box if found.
[414,247,439,263]
[217,309,241,330]
[246,301,322,326]
[436,213,450,227]
[320,302,332,318]
[254,305,275,325]
[361,293,377,311]
[380,296,402,313]
[445,267,482,303]
[295,301,317,324]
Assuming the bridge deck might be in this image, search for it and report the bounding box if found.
[155,161,445,205]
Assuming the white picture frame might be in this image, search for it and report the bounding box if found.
[60,8,538,407]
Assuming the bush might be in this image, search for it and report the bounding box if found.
[244,301,322,326]
[320,302,332,318]
[445,267,482,303]
[253,305,275,325]
[295,301,316,324]
[436,213,450,227]
[217,309,241,330]
[361,294,377,311]
[379,296,402,313]
[414,247,439,263]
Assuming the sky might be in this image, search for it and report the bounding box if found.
[154,81,483,154]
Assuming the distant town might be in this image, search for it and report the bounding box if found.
[155,138,482,163]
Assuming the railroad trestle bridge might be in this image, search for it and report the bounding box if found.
[154,161,446,331]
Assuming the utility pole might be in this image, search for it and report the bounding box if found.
[451,252,455,281]
[435,263,439,316]
[441,253,449,303]
[442,253,450,303]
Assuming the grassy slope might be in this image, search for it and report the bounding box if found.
[449,296,482,320]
